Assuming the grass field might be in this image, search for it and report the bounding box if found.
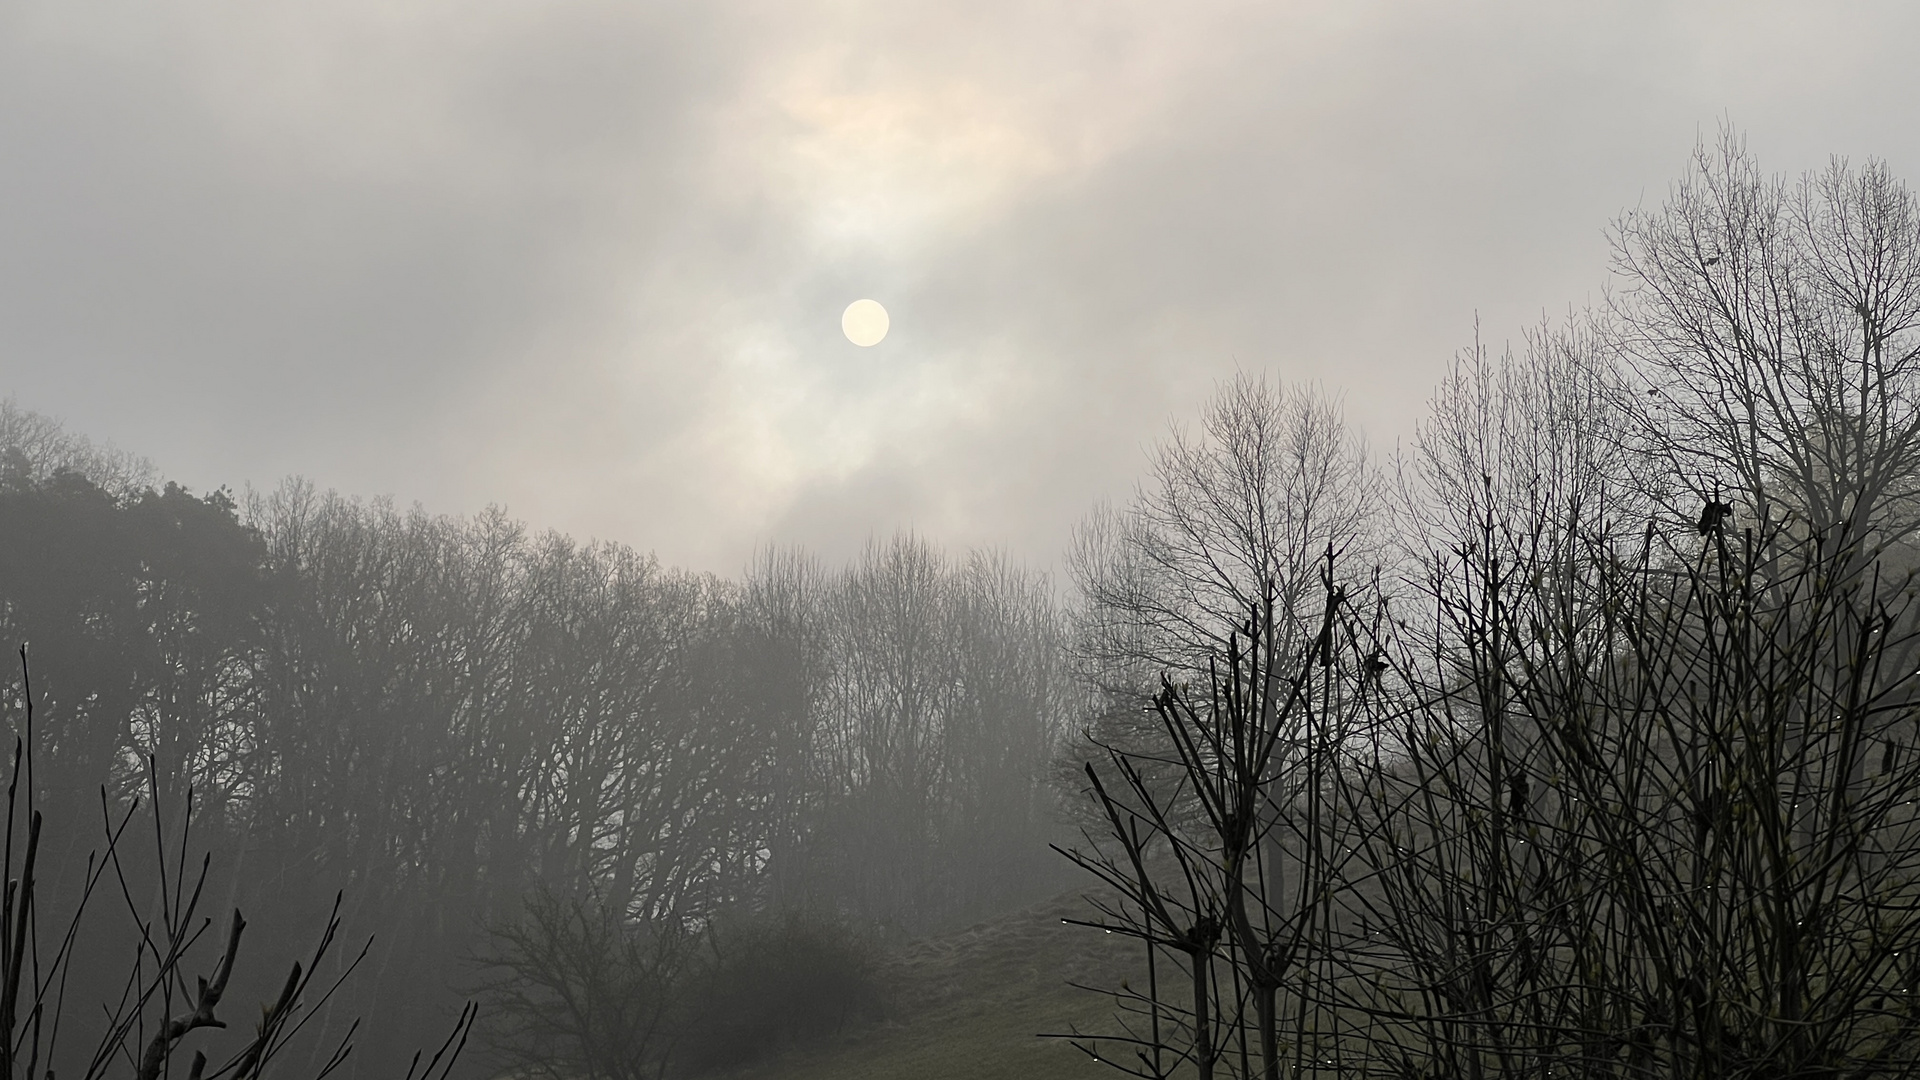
[723,885,1142,1080]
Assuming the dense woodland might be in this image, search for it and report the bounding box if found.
[10,132,1920,1079]
[0,410,1074,1075]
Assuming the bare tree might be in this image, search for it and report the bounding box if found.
[1060,134,1920,1079]
[1612,129,1920,566]
[1072,374,1379,698]
[1055,568,1380,1080]
[0,398,154,501]
[1328,476,1920,1078]
[0,648,476,1080]
[805,533,1071,932]
[474,888,691,1080]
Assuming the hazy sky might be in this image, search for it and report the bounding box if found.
[3,1,1917,574]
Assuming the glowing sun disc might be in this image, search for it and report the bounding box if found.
[842,299,890,346]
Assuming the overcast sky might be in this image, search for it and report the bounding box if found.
[3,1,1917,574]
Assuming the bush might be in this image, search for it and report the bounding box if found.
[478,898,884,1078]
[676,910,885,1074]
[475,888,696,1080]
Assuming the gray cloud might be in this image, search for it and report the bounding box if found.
[3,0,1918,573]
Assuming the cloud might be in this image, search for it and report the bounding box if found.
[3,0,1919,573]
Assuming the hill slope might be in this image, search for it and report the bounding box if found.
[724,886,1141,1080]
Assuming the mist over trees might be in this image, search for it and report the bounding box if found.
[0,413,1073,1076]
[10,129,1920,1080]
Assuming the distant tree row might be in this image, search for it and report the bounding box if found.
[0,415,1073,1076]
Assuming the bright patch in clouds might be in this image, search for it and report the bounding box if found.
[769,71,1076,246]
[8,0,1920,573]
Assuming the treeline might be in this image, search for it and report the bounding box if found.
[21,125,1916,1080]
[0,426,1073,1075]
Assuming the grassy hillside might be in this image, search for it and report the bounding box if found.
[723,886,1141,1080]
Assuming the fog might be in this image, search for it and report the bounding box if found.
[6,1,1919,572]
[7,4,1920,1079]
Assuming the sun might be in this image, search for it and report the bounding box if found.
[841,299,890,346]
